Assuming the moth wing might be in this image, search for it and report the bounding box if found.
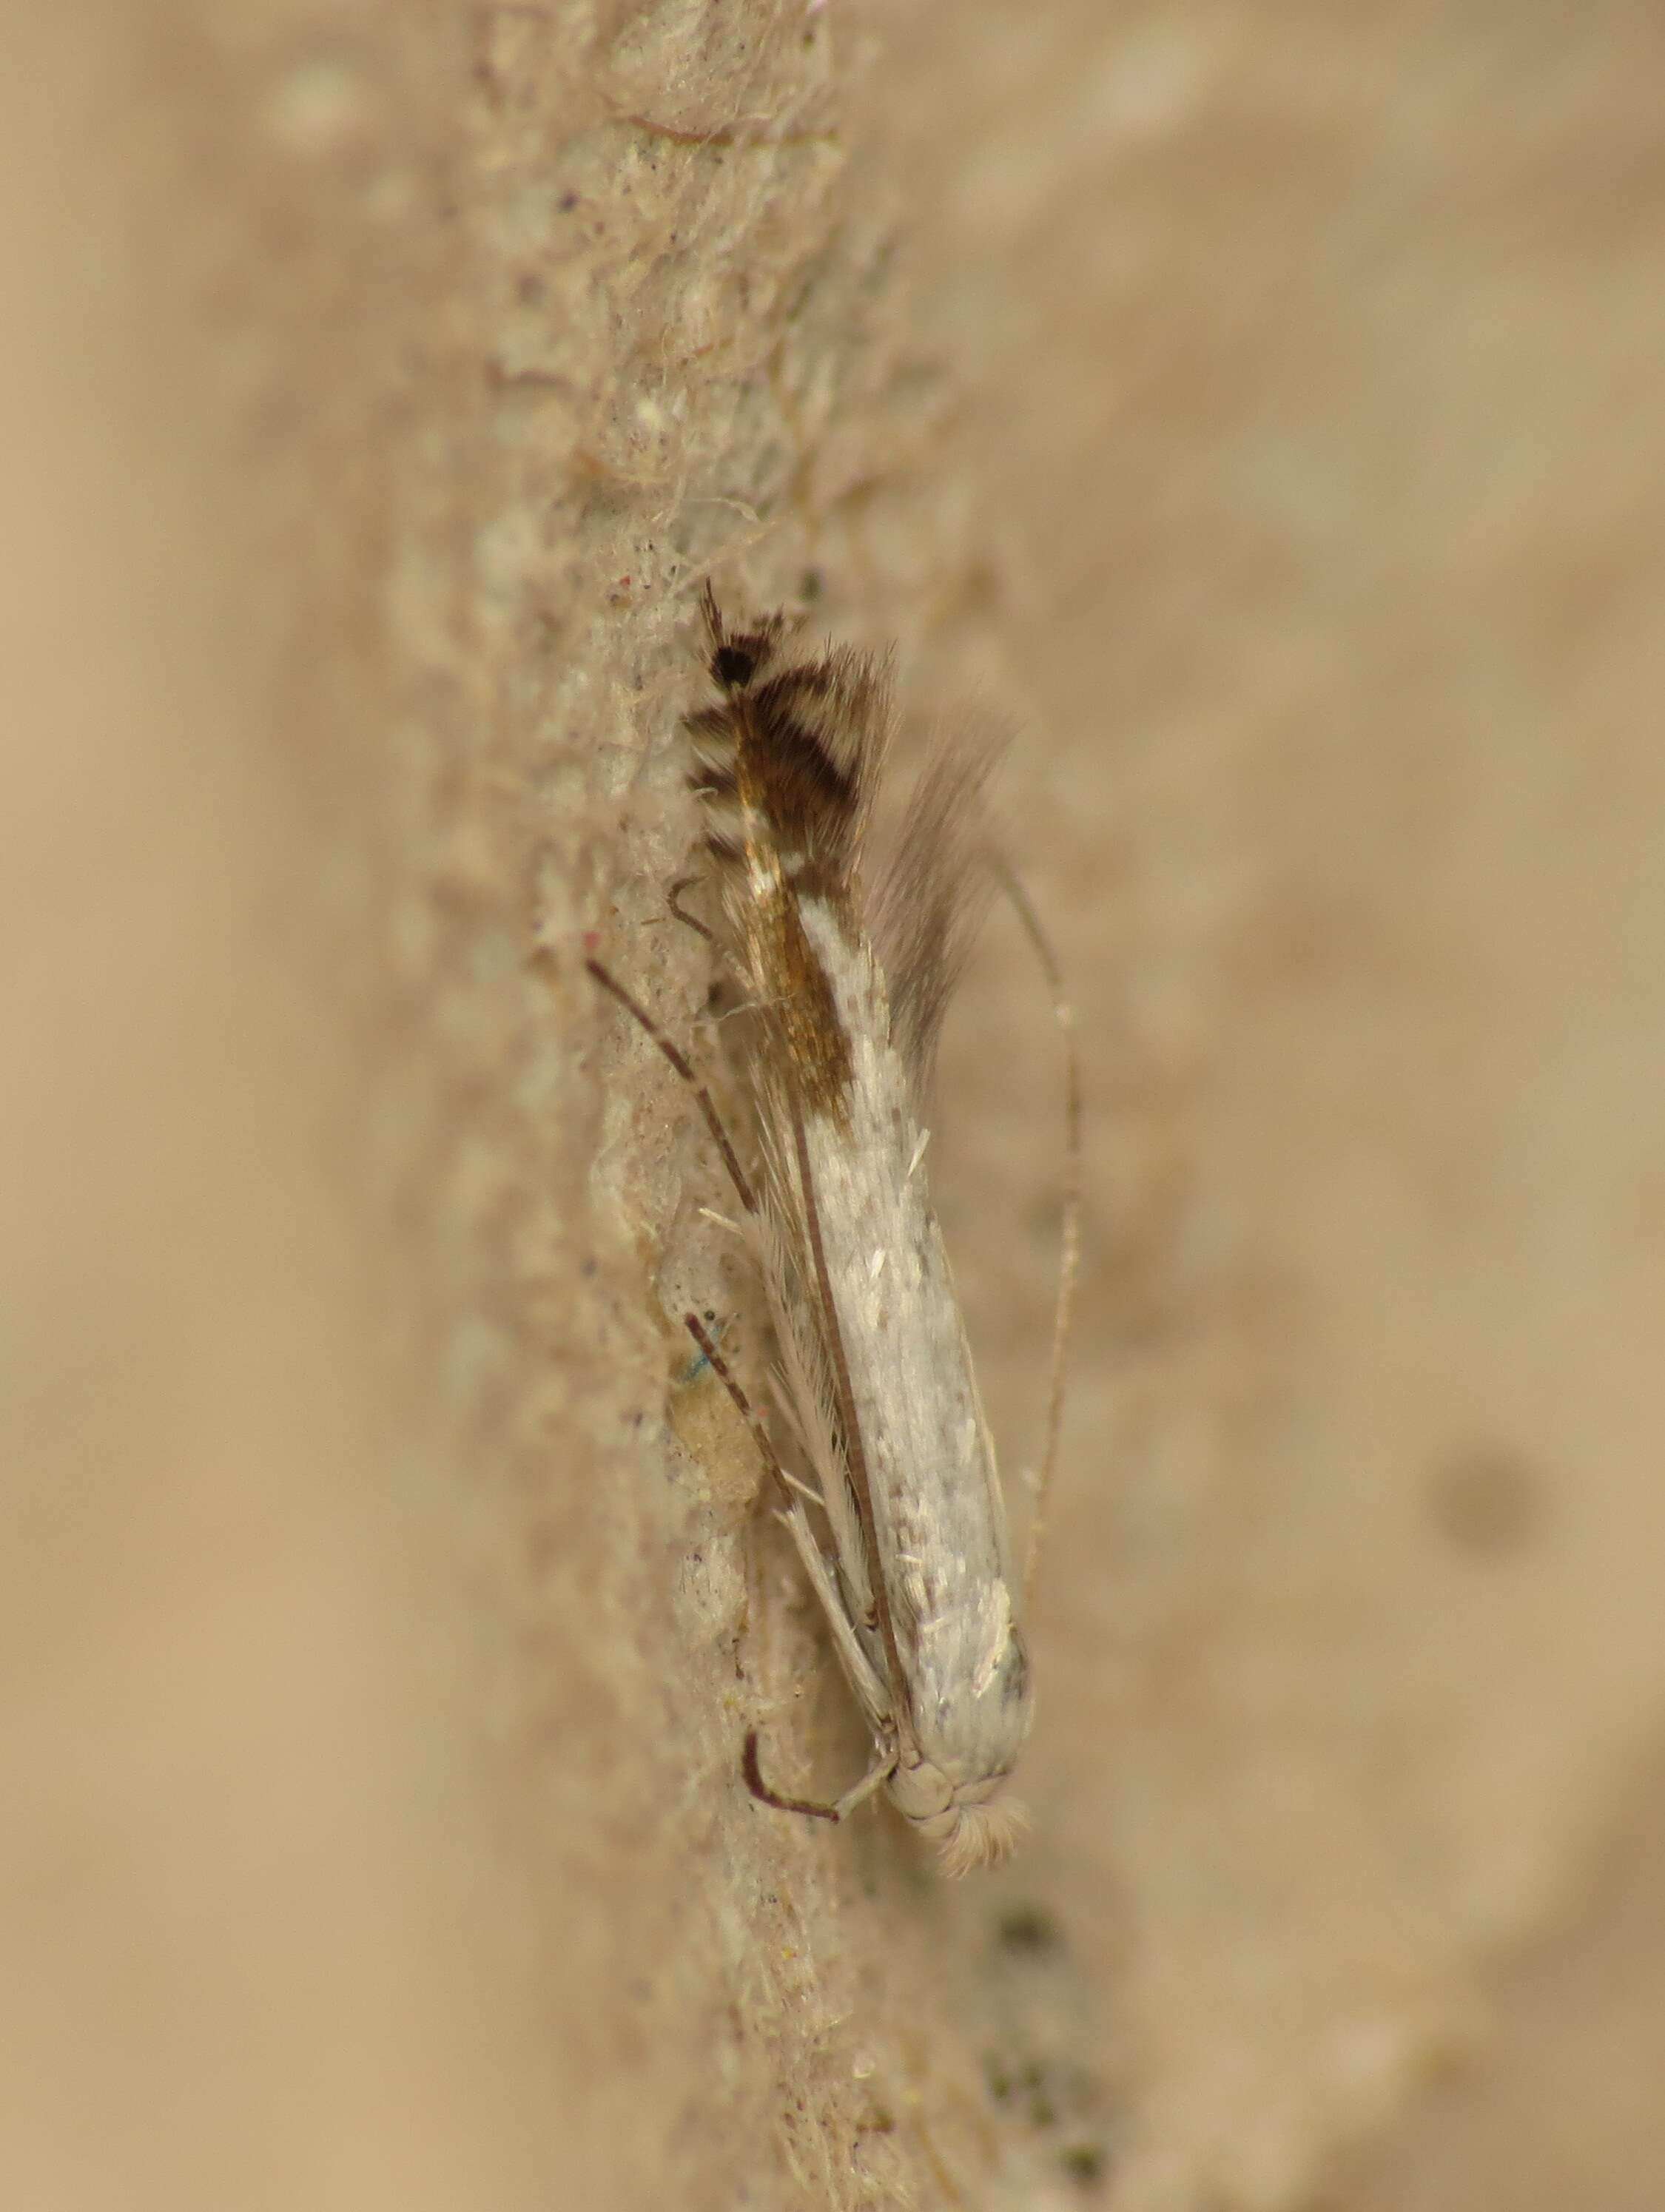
[865,725,1005,1105]
[781,1502,895,1736]
[758,1190,878,1631]
[761,1196,895,1733]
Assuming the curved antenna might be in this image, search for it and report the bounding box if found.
[989,857,1083,1616]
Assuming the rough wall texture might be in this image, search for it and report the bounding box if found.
[4,4,1664,2211]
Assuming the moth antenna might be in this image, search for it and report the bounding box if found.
[989,857,1082,1616]
[582,955,758,1217]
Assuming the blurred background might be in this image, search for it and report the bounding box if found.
[4,5,1663,2208]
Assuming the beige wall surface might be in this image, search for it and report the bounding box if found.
[3,6,1663,2210]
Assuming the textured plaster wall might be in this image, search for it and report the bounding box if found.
[3,5,1664,2211]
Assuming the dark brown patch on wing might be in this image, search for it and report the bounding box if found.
[756,886,855,1123]
[687,585,892,906]
[730,692,860,895]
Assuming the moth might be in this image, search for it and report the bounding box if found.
[590,586,1077,1875]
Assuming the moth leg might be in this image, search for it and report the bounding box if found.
[741,1730,897,1827]
[689,1316,892,1824]
[685,1241,888,1759]
[741,1732,838,1823]
[666,873,713,942]
[782,1503,893,1734]
[667,870,756,1004]
[832,1744,899,1819]
[683,1316,841,1545]
[683,1312,797,1512]
[583,955,756,1217]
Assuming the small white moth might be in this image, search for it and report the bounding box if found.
[591,586,1077,1875]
